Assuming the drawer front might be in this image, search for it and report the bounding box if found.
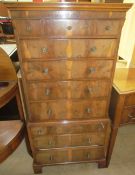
[72,147,104,162]
[29,120,109,136]
[35,149,68,164]
[44,19,121,37]
[20,39,117,60]
[29,99,107,121]
[125,93,135,106]
[121,107,135,125]
[27,80,110,101]
[23,60,113,80]
[31,132,105,149]
[13,19,43,36]
[11,11,125,19]
[35,147,104,164]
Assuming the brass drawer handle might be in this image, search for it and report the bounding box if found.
[86,87,92,94]
[47,108,52,117]
[128,114,135,120]
[41,47,48,53]
[88,138,91,144]
[43,68,48,75]
[67,26,72,30]
[98,122,105,131]
[87,153,90,159]
[105,26,111,31]
[48,140,53,146]
[49,155,54,161]
[45,88,51,96]
[26,26,31,32]
[86,108,91,114]
[37,129,42,135]
[90,47,96,52]
[88,67,96,74]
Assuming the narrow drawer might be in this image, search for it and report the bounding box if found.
[121,107,135,125]
[35,149,68,164]
[44,19,121,37]
[11,10,125,19]
[20,39,117,60]
[29,99,107,121]
[13,19,43,36]
[72,147,104,162]
[28,120,109,136]
[124,93,135,106]
[27,80,110,100]
[23,60,113,80]
[31,132,105,149]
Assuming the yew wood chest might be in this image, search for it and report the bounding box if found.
[7,2,131,174]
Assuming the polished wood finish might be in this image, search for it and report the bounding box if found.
[7,2,131,174]
[107,68,135,166]
[27,80,110,100]
[0,48,16,81]
[29,99,107,121]
[20,39,117,60]
[0,121,24,163]
[23,60,114,80]
[0,48,25,163]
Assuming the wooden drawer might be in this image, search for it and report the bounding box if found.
[13,19,43,36]
[29,99,107,121]
[27,80,110,101]
[20,39,117,60]
[23,60,113,81]
[44,19,121,37]
[72,147,104,162]
[30,132,105,149]
[11,10,125,19]
[28,120,109,136]
[121,107,135,125]
[34,147,104,164]
[14,19,121,37]
[35,149,68,164]
[124,93,135,106]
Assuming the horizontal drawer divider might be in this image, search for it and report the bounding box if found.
[25,78,112,83]
[18,36,119,39]
[27,118,110,125]
[36,145,104,151]
[28,97,108,103]
[21,58,115,62]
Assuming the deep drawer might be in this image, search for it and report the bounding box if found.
[28,120,109,136]
[30,132,105,149]
[22,60,113,81]
[29,99,107,121]
[13,19,121,37]
[27,80,110,101]
[34,147,105,164]
[20,39,117,60]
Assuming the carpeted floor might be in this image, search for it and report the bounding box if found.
[0,125,135,175]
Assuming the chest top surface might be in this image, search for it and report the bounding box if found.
[113,68,135,94]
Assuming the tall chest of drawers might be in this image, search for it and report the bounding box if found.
[7,2,131,174]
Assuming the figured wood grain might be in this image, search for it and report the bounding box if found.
[27,80,110,100]
[29,99,107,121]
[7,2,131,173]
[23,60,114,81]
[20,39,117,60]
